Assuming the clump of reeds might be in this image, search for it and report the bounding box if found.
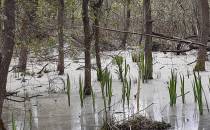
[168,70,177,106]
[193,72,203,114]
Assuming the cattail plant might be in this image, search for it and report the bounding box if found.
[66,74,71,107]
[180,74,185,104]
[79,76,84,108]
[193,72,203,115]
[168,70,177,106]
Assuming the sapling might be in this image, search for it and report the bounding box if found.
[168,70,177,106]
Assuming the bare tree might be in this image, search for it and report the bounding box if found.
[57,0,65,75]
[194,0,209,71]
[144,0,153,79]
[82,0,92,95]
[0,0,15,116]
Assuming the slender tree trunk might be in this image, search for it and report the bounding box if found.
[194,0,209,71]
[0,0,15,116]
[57,0,65,75]
[18,44,28,72]
[143,0,153,79]
[121,0,131,49]
[82,0,92,95]
[18,0,38,72]
[92,0,103,81]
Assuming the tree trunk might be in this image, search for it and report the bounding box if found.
[18,0,38,73]
[0,0,15,117]
[0,0,2,49]
[57,0,65,75]
[144,0,153,79]
[121,0,131,49]
[18,44,28,72]
[194,0,209,71]
[82,0,92,95]
[92,0,103,81]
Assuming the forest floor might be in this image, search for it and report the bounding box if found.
[2,50,210,130]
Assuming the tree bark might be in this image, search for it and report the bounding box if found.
[57,0,65,75]
[194,0,209,71]
[121,0,131,49]
[0,0,15,117]
[82,0,92,95]
[92,0,103,81]
[144,0,153,79]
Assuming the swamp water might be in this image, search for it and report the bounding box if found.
[3,51,210,130]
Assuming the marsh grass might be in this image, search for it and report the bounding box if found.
[168,70,177,106]
[131,51,140,62]
[193,72,203,115]
[29,110,32,130]
[79,76,84,108]
[91,88,96,111]
[138,50,148,83]
[180,74,185,104]
[96,68,102,81]
[107,76,112,109]
[136,76,141,111]
[126,78,132,107]
[12,113,16,130]
[66,74,71,107]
